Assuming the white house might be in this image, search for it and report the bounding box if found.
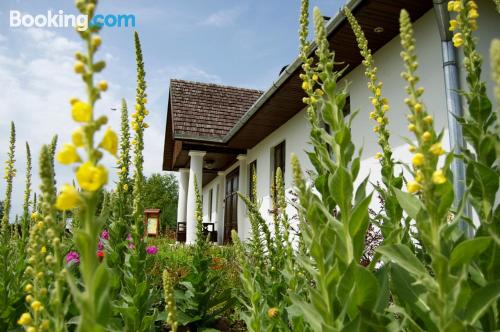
[162,0,499,244]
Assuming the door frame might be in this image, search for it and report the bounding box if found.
[223,167,239,244]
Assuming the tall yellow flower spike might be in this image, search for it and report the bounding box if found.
[76,162,108,192]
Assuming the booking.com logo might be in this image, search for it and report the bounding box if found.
[9,10,136,31]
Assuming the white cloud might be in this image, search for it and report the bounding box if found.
[199,8,243,27]
[0,28,122,218]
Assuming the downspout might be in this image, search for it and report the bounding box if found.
[433,0,472,236]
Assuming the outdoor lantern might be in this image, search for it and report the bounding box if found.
[144,209,161,237]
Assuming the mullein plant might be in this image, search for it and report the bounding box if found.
[235,169,306,331]
[344,9,409,251]
[374,10,498,331]
[448,0,499,227]
[115,31,157,332]
[0,122,24,331]
[53,0,118,330]
[20,145,66,332]
[289,1,389,329]
[174,178,234,328]
[107,98,132,291]
[162,269,178,332]
[21,143,32,244]
[448,1,500,328]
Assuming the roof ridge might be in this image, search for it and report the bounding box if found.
[170,78,264,93]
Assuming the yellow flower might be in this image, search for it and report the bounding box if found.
[31,212,39,220]
[25,295,33,303]
[424,115,433,124]
[142,97,148,104]
[414,103,423,113]
[377,117,384,124]
[468,1,477,9]
[74,61,85,73]
[409,145,417,153]
[381,104,389,112]
[31,300,42,312]
[26,327,36,332]
[408,124,416,132]
[315,89,324,96]
[71,101,92,122]
[36,221,44,230]
[369,111,376,119]
[430,143,444,156]
[72,128,85,147]
[135,104,141,111]
[312,74,319,81]
[100,128,118,156]
[121,166,126,173]
[17,313,32,326]
[69,97,79,105]
[373,126,379,133]
[453,1,462,11]
[375,152,383,159]
[41,246,47,254]
[91,35,102,48]
[123,183,128,191]
[447,1,455,11]
[415,170,423,183]
[432,169,447,184]
[375,88,381,96]
[267,307,279,318]
[98,80,108,92]
[41,319,50,330]
[371,98,378,106]
[24,284,33,292]
[55,184,81,211]
[412,153,425,167]
[407,181,422,194]
[56,144,81,165]
[468,8,479,19]
[302,81,310,90]
[449,19,459,31]
[453,33,464,47]
[76,162,108,191]
[422,131,432,142]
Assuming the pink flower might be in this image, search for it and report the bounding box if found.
[65,251,80,265]
[127,233,132,241]
[146,246,158,255]
[101,229,109,240]
[128,243,135,250]
[98,241,104,251]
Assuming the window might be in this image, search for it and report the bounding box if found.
[272,141,286,195]
[208,188,213,222]
[248,160,257,202]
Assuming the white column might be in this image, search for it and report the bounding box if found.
[186,150,206,244]
[237,155,248,240]
[177,168,189,225]
[216,171,225,244]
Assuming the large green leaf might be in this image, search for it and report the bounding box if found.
[393,188,423,220]
[349,193,372,237]
[377,244,427,277]
[449,237,492,271]
[464,280,500,324]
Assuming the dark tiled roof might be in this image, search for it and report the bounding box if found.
[169,79,263,139]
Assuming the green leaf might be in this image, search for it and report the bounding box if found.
[330,166,353,212]
[394,188,423,220]
[349,193,372,237]
[465,280,500,324]
[377,244,427,277]
[449,237,492,271]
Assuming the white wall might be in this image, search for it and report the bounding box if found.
[200,2,499,240]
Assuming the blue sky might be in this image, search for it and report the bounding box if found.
[0,0,344,217]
